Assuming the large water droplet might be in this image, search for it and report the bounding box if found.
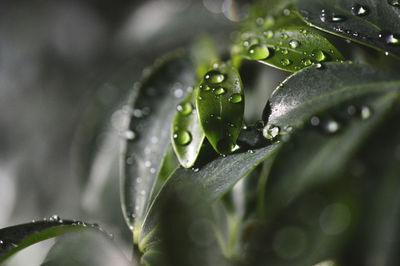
[289,40,300,48]
[351,4,369,16]
[248,44,270,60]
[228,93,243,103]
[177,102,193,116]
[214,87,226,95]
[263,124,280,139]
[281,33,289,40]
[302,58,312,66]
[388,0,400,7]
[204,70,225,84]
[49,214,62,222]
[312,49,327,62]
[173,130,192,145]
[280,58,292,66]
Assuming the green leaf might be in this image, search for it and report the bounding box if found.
[139,134,280,251]
[264,62,400,129]
[233,6,344,72]
[0,219,105,263]
[197,63,245,154]
[296,0,400,57]
[120,51,195,244]
[171,90,205,168]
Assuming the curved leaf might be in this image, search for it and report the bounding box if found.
[171,89,205,168]
[296,0,400,57]
[120,51,195,243]
[264,62,400,129]
[233,6,344,72]
[197,63,245,154]
[0,219,105,263]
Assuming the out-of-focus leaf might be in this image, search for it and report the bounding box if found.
[197,63,245,154]
[296,0,400,57]
[0,219,105,263]
[233,6,344,72]
[41,229,133,266]
[120,51,195,244]
[171,90,205,168]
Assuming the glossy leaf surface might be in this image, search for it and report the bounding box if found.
[297,0,400,57]
[197,64,245,154]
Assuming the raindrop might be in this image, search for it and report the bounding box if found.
[351,4,369,16]
[315,63,324,69]
[177,102,193,116]
[300,29,308,34]
[231,144,240,152]
[264,30,274,39]
[302,58,312,66]
[228,93,243,103]
[388,0,400,7]
[199,84,211,91]
[280,58,292,66]
[49,214,61,222]
[214,87,226,95]
[192,167,200,172]
[289,40,300,48]
[204,70,225,84]
[310,116,320,126]
[312,49,326,62]
[324,120,340,133]
[247,149,255,154]
[360,106,371,120]
[173,130,192,145]
[385,34,400,45]
[281,33,289,40]
[248,44,270,60]
[281,49,289,55]
[263,124,280,139]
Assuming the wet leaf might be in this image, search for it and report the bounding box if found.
[0,219,105,263]
[297,0,400,57]
[197,63,245,154]
[120,51,195,244]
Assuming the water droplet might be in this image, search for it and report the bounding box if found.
[312,49,327,62]
[388,0,400,7]
[331,15,346,22]
[214,87,226,95]
[204,70,225,84]
[173,130,192,145]
[248,44,270,60]
[324,120,340,133]
[281,49,289,55]
[177,102,193,116]
[280,58,292,66]
[247,149,255,154]
[228,93,243,103]
[385,51,390,56]
[300,29,308,34]
[199,84,211,91]
[310,116,320,126]
[281,33,288,40]
[360,106,371,120]
[302,58,312,66]
[351,4,369,16]
[314,63,324,69]
[385,34,400,45]
[49,214,61,222]
[264,30,274,39]
[192,167,200,172]
[263,124,280,139]
[289,40,300,48]
[124,130,136,140]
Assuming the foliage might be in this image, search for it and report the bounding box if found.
[2,0,400,265]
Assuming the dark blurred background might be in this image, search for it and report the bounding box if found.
[0,0,265,264]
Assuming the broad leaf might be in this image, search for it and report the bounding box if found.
[233,6,344,72]
[296,0,400,57]
[120,51,195,243]
[0,219,105,263]
[197,63,245,154]
[171,89,205,168]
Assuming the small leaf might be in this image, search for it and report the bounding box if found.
[234,6,344,72]
[197,63,245,154]
[0,219,105,263]
[171,90,205,168]
[296,0,400,57]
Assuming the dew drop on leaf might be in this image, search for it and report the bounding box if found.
[204,70,225,84]
[177,102,193,116]
[351,4,369,16]
[199,84,211,91]
[248,44,270,60]
[214,87,226,95]
[302,58,312,66]
[360,105,372,120]
[289,40,300,48]
[263,124,280,139]
[264,30,274,39]
[388,0,400,7]
[280,58,292,66]
[173,130,192,145]
[228,93,243,103]
[312,49,327,62]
